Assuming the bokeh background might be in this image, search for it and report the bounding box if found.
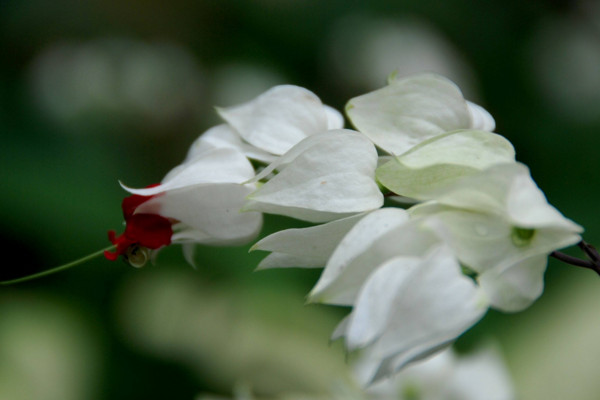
[2,0,600,399]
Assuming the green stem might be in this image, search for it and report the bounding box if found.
[0,245,116,285]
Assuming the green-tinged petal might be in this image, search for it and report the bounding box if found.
[408,163,582,236]
[412,203,581,274]
[244,130,383,223]
[252,213,364,270]
[478,254,548,313]
[346,73,473,154]
[348,245,488,384]
[376,130,515,198]
[309,209,438,305]
[217,85,337,156]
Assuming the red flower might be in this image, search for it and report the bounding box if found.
[105,188,173,263]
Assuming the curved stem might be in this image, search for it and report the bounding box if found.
[551,240,600,276]
[0,245,115,285]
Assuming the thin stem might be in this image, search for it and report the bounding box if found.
[579,240,600,263]
[551,240,600,276]
[0,245,115,285]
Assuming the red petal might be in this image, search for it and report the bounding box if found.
[124,214,172,249]
[121,183,161,219]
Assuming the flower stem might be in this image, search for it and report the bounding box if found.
[551,240,600,276]
[0,245,115,285]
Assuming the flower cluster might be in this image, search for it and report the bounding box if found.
[107,72,582,386]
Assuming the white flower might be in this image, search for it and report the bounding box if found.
[339,244,488,384]
[346,73,495,155]
[256,209,487,384]
[217,85,344,157]
[410,162,582,312]
[244,130,383,223]
[253,209,488,384]
[113,137,263,266]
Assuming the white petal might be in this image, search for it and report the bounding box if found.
[184,124,244,160]
[413,205,517,273]
[411,163,528,215]
[416,163,580,234]
[309,209,438,305]
[364,347,452,398]
[394,130,514,170]
[466,100,496,131]
[346,73,472,154]
[365,346,515,399]
[181,243,197,268]
[447,346,515,400]
[123,147,256,196]
[185,124,276,164]
[478,254,548,312]
[244,130,383,223]
[506,169,583,231]
[348,246,489,384]
[255,252,324,269]
[137,183,263,246]
[344,255,422,348]
[376,130,515,198]
[331,315,350,342]
[252,213,364,270]
[217,85,330,155]
[413,203,581,274]
[248,131,337,183]
[324,104,345,129]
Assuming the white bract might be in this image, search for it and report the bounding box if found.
[185,124,275,164]
[255,209,488,384]
[251,213,365,270]
[308,208,436,305]
[244,130,383,223]
[340,245,488,385]
[122,137,263,264]
[376,130,515,199]
[346,73,495,155]
[410,162,582,312]
[217,84,344,157]
[363,346,515,400]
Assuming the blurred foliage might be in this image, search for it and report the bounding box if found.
[2,0,600,399]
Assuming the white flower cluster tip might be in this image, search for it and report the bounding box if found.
[113,72,582,388]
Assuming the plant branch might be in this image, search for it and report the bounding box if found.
[551,240,600,276]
